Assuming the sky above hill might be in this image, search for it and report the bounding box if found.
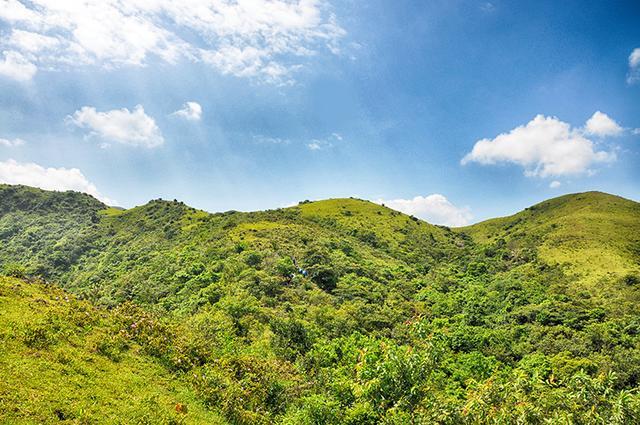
[0,0,639,225]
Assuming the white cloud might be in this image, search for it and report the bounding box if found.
[549,180,561,189]
[461,114,616,178]
[0,159,115,205]
[172,101,202,121]
[307,141,324,150]
[0,0,345,84]
[0,50,37,81]
[9,29,60,53]
[633,128,640,135]
[307,133,342,150]
[628,48,640,84]
[584,111,623,137]
[68,105,164,148]
[0,137,26,147]
[375,194,472,227]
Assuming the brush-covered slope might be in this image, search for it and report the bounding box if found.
[2,185,640,424]
[0,276,223,424]
[0,186,468,318]
[0,184,105,278]
[461,192,640,285]
[297,198,465,264]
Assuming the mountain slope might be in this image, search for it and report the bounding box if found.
[0,184,105,278]
[460,192,640,285]
[0,276,224,424]
[0,187,468,316]
[1,185,640,423]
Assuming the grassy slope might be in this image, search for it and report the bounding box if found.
[0,276,225,425]
[460,191,640,285]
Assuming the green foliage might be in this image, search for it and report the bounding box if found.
[2,262,27,278]
[1,185,640,423]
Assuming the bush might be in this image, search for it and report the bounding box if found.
[623,274,639,286]
[2,262,27,278]
[22,324,56,349]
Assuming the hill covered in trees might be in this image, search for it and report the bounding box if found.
[1,184,639,424]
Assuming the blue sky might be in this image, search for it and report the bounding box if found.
[0,0,639,225]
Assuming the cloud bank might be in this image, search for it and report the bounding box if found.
[376,194,472,227]
[308,133,343,150]
[0,0,345,84]
[0,50,37,81]
[0,159,115,205]
[584,111,623,137]
[0,137,26,147]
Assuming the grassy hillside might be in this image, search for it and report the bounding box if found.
[461,192,640,286]
[1,185,639,423]
[0,276,224,424]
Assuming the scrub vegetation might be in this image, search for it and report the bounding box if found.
[1,184,639,424]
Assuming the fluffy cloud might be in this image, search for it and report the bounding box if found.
[68,105,164,148]
[461,114,616,178]
[0,137,25,147]
[549,180,561,189]
[584,111,623,137]
[0,0,345,84]
[628,48,640,84]
[0,159,115,205]
[376,194,472,227]
[0,50,37,81]
[172,102,202,121]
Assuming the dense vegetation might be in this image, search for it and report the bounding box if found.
[1,184,639,423]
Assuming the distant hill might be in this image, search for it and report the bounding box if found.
[461,192,640,285]
[1,185,639,423]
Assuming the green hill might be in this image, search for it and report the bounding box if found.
[461,191,640,286]
[1,185,639,424]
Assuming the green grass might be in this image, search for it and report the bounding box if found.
[0,276,225,424]
[100,207,127,217]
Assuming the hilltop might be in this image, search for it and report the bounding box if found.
[1,185,639,423]
[461,191,640,286]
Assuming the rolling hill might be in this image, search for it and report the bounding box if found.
[461,192,640,283]
[0,185,639,424]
